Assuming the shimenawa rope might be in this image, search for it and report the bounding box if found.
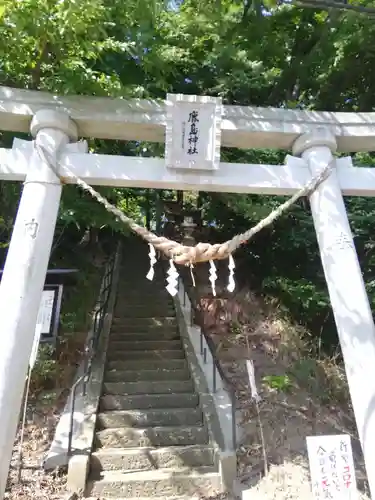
[34,140,332,267]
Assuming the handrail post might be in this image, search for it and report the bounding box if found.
[67,376,81,458]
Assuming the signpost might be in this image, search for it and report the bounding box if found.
[306,434,358,499]
[0,87,375,498]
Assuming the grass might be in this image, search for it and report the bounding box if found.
[265,310,352,411]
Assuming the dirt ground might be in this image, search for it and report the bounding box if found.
[6,407,67,499]
[196,282,371,500]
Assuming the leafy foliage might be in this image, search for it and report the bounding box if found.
[1,0,375,352]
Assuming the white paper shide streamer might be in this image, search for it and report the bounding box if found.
[209,260,217,296]
[146,243,157,281]
[166,259,179,296]
[227,254,235,293]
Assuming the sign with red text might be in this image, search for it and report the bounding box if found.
[306,434,357,500]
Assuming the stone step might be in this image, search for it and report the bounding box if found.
[109,331,181,342]
[97,407,203,428]
[116,294,173,302]
[117,282,167,289]
[107,359,188,371]
[95,425,208,448]
[111,323,177,333]
[108,340,182,351]
[104,368,190,383]
[117,290,171,299]
[86,467,221,497]
[100,393,199,411]
[118,285,169,291]
[118,273,166,279]
[116,294,172,301]
[107,349,185,361]
[112,316,177,326]
[118,284,171,291]
[90,444,215,472]
[114,309,176,318]
[117,275,166,283]
[117,294,172,299]
[115,300,174,307]
[110,324,178,335]
[115,302,174,311]
[103,380,194,396]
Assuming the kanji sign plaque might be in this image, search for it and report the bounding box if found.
[165,93,222,171]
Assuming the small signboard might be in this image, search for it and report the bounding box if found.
[36,285,63,343]
[165,93,222,171]
[0,268,76,345]
[37,289,55,333]
[306,434,358,500]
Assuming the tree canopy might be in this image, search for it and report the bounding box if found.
[1,0,375,349]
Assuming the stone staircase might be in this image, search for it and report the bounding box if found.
[85,247,222,498]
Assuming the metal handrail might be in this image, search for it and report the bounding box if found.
[180,278,237,452]
[160,257,237,453]
[67,246,117,458]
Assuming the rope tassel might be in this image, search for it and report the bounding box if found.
[189,263,196,287]
[166,259,179,296]
[227,254,236,293]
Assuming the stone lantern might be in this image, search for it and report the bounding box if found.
[181,209,202,246]
[182,215,197,247]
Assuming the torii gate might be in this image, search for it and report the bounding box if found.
[1,88,375,498]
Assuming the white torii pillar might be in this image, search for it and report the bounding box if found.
[293,128,375,497]
[0,110,78,498]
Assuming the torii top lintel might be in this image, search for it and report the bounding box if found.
[1,86,375,152]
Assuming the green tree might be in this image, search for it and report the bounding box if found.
[2,0,375,349]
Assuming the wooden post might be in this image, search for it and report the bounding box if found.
[293,128,375,498]
[0,110,77,498]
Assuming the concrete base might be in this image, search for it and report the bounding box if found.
[219,450,238,492]
[67,454,90,494]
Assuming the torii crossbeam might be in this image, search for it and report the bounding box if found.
[0,87,375,499]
